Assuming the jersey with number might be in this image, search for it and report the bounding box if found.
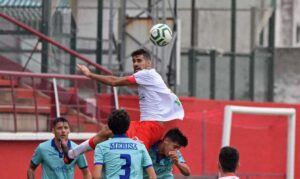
[94,135,153,179]
[143,143,186,179]
[31,139,88,179]
[132,69,184,122]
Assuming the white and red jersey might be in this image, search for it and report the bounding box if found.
[219,173,240,179]
[219,177,240,179]
[127,68,184,122]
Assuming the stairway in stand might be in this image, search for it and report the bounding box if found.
[0,76,101,132]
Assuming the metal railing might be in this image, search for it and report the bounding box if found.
[0,12,119,132]
[0,70,114,132]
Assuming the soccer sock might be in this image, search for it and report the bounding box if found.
[68,137,95,159]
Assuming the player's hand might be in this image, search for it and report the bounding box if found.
[77,64,91,77]
[168,151,179,164]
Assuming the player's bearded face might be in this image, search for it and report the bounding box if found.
[52,122,70,141]
[132,54,151,72]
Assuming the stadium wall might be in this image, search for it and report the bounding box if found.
[0,96,300,178]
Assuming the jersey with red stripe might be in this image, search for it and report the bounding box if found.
[129,68,184,122]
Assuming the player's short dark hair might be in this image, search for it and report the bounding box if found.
[219,146,239,173]
[108,109,130,135]
[52,117,69,127]
[131,48,151,60]
[163,127,188,147]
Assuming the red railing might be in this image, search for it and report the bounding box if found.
[0,70,114,132]
[0,12,117,132]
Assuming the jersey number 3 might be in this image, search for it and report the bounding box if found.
[120,154,131,179]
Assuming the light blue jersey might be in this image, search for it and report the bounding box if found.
[31,139,88,179]
[94,135,153,179]
[144,143,186,179]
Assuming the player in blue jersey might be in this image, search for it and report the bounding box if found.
[144,128,191,179]
[92,109,157,179]
[27,117,91,179]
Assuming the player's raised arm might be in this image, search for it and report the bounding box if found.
[77,64,133,86]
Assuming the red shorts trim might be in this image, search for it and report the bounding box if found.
[126,121,164,150]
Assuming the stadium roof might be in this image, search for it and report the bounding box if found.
[0,0,69,8]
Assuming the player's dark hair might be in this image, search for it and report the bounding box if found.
[131,48,151,60]
[219,146,239,173]
[108,109,130,135]
[52,117,69,127]
[163,127,188,147]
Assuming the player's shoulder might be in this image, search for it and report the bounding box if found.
[127,138,148,149]
[37,139,52,149]
[135,68,158,76]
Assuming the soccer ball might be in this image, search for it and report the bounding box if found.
[149,24,172,46]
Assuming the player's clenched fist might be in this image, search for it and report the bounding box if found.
[77,64,91,77]
[168,151,179,164]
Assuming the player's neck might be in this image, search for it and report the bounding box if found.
[54,138,63,152]
[157,142,165,156]
[220,172,236,177]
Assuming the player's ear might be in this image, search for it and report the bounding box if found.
[236,162,240,170]
[217,161,222,171]
[146,59,152,67]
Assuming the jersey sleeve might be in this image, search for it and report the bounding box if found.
[141,145,153,168]
[127,75,137,84]
[76,154,88,169]
[133,69,158,86]
[176,150,186,163]
[31,145,42,167]
[94,145,104,165]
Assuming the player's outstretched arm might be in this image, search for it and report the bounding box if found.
[77,64,132,86]
[145,166,157,179]
[27,162,37,179]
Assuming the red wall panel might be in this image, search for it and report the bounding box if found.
[1,97,299,178]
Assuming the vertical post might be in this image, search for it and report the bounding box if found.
[189,0,197,96]
[259,0,265,46]
[222,106,232,147]
[75,80,80,132]
[230,0,236,100]
[96,0,103,66]
[287,113,296,179]
[249,7,256,101]
[209,50,216,99]
[188,49,196,96]
[249,50,255,101]
[32,77,39,132]
[96,0,103,92]
[267,10,275,102]
[108,0,114,70]
[10,76,17,132]
[118,0,126,71]
[41,0,51,73]
[53,78,60,117]
[70,15,77,75]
